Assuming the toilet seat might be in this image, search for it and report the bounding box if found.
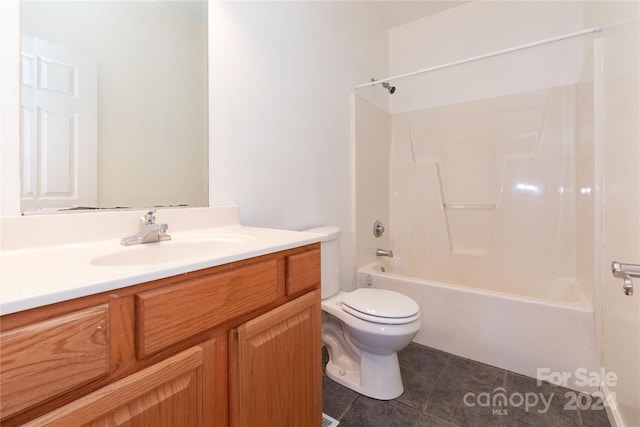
[341,288,420,325]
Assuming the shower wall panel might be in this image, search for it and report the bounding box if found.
[389,84,594,300]
[354,95,392,271]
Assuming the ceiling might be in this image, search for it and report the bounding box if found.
[158,1,207,25]
[367,1,470,29]
[158,1,467,30]
[159,1,467,30]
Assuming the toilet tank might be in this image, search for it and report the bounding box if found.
[304,226,341,299]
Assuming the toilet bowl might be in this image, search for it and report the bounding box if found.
[305,226,421,400]
[322,289,421,400]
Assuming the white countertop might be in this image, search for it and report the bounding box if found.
[0,207,324,315]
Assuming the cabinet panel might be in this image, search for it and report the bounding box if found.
[230,290,321,427]
[285,248,321,295]
[136,259,279,358]
[23,346,204,427]
[0,305,109,418]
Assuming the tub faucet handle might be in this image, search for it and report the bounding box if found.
[373,221,385,238]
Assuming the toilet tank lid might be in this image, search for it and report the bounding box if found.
[303,226,341,242]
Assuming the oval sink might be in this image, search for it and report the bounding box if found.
[91,235,254,267]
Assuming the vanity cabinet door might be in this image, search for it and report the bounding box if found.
[229,289,322,427]
[23,346,205,427]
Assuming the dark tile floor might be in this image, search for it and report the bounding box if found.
[322,342,611,427]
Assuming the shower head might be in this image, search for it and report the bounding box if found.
[371,78,396,95]
[382,81,396,94]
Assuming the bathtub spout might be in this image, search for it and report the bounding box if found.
[376,248,394,258]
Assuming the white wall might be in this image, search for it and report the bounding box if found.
[388,1,586,113]
[209,1,388,289]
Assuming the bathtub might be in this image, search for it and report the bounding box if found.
[358,261,599,393]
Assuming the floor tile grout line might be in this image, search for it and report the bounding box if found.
[419,354,452,415]
[337,394,359,422]
[394,396,425,414]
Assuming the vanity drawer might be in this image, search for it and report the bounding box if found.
[136,259,279,358]
[286,248,321,295]
[0,305,110,418]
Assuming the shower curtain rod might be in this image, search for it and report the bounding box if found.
[354,25,603,90]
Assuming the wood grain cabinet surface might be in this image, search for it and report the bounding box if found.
[0,243,321,427]
[230,289,322,427]
[285,248,321,296]
[0,305,110,419]
[22,346,205,427]
[136,258,279,358]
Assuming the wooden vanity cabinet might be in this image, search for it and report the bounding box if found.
[0,243,321,427]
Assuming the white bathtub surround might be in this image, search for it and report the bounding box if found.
[0,206,323,315]
[360,262,599,394]
[353,96,391,271]
[388,83,595,304]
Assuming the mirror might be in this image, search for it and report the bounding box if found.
[20,1,208,213]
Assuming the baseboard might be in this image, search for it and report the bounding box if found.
[602,383,624,427]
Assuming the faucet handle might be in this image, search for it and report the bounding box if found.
[158,223,171,242]
[142,209,157,225]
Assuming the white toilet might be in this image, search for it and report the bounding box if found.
[306,226,421,400]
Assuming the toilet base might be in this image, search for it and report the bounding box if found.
[325,350,404,400]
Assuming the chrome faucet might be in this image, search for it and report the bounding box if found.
[376,248,394,258]
[120,210,171,246]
